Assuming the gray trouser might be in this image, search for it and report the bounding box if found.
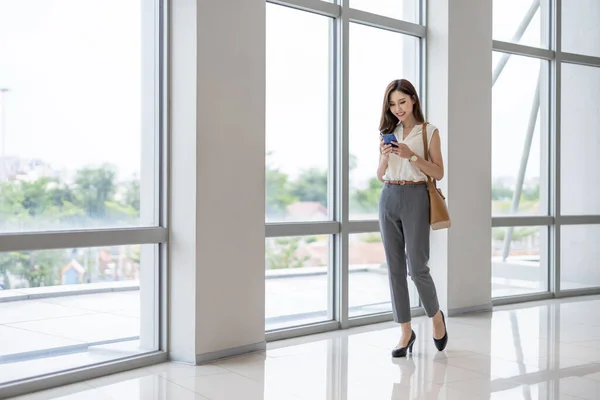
[379,183,440,323]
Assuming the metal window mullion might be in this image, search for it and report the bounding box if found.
[492,40,554,60]
[347,308,425,328]
[327,15,337,323]
[159,0,169,233]
[417,0,426,312]
[555,287,600,298]
[551,0,562,295]
[491,216,554,227]
[158,0,169,354]
[560,52,600,68]
[346,220,379,233]
[0,352,167,399]
[419,0,427,116]
[346,8,426,37]
[266,0,340,18]
[335,0,350,329]
[266,320,340,341]
[0,227,167,253]
[265,222,340,237]
[556,215,600,225]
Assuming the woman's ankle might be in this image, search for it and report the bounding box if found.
[400,322,412,335]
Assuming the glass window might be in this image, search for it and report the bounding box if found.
[265,4,332,223]
[0,0,158,232]
[265,235,330,330]
[493,0,550,48]
[350,0,419,24]
[349,24,419,221]
[492,52,549,216]
[561,225,600,290]
[491,227,548,298]
[562,0,600,57]
[349,233,418,318]
[560,64,600,215]
[0,244,157,385]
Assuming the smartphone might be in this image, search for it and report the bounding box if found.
[381,133,398,148]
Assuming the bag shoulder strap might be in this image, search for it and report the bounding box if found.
[421,122,429,161]
[420,122,435,185]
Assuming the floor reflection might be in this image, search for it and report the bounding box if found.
[6,295,600,400]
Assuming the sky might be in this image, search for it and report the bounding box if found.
[1,0,544,187]
[0,0,145,180]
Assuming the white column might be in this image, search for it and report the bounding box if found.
[169,0,266,363]
[427,0,493,315]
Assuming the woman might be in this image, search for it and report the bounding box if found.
[377,79,448,357]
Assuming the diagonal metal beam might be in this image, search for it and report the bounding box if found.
[493,0,540,85]
[502,74,541,260]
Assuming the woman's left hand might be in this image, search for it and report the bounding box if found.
[392,142,415,159]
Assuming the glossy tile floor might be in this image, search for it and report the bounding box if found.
[9,295,600,400]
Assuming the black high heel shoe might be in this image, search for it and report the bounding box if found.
[433,311,448,351]
[392,330,416,358]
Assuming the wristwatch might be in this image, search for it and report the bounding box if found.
[409,154,418,163]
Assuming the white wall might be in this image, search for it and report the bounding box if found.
[169,0,266,363]
[427,0,493,314]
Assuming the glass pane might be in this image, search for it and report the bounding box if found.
[265,4,331,223]
[561,225,600,290]
[349,24,419,221]
[0,244,157,385]
[492,53,548,216]
[492,226,548,298]
[493,0,550,48]
[0,0,158,232]
[349,233,418,318]
[350,0,419,23]
[562,0,600,57]
[561,64,600,215]
[265,235,330,330]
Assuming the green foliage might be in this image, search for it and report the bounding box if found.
[265,154,297,218]
[0,252,28,290]
[289,168,328,206]
[492,227,538,241]
[0,164,141,289]
[521,184,540,202]
[105,201,138,218]
[74,164,117,218]
[20,250,63,287]
[351,178,382,213]
[0,250,64,288]
[265,237,310,269]
[492,185,514,201]
[491,184,540,203]
[265,154,381,218]
[122,179,140,212]
[360,232,383,243]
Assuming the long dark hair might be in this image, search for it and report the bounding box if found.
[379,79,425,134]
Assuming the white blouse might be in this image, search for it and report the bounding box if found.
[383,122,438,182]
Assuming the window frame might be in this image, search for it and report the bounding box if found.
[491,0,600,304]
[0,0,169,394]
[265,0,427,339]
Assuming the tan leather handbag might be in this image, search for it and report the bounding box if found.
[422,123,451,230]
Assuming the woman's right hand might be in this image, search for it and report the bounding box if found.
[380,139,393,158]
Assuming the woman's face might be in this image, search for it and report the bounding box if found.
[389,90,414,122]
